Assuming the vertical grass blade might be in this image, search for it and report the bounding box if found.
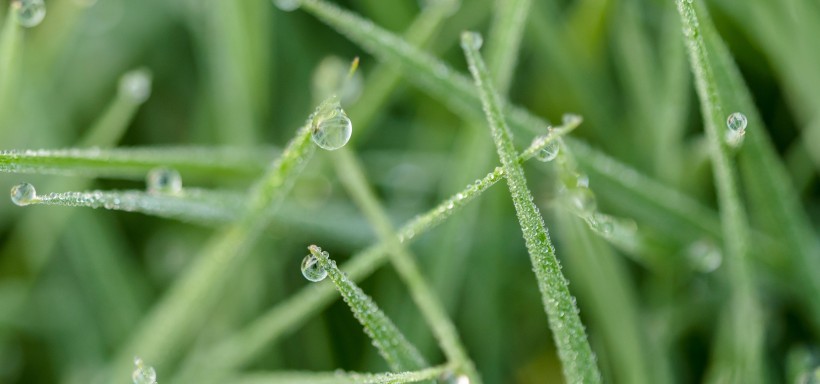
[307,245,427,372]
[676,1,763,381]
[461,31,601,384]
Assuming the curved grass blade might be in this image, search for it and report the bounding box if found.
[307,245,427,372]
[462,31,601,383]
[0,146,274,179]
[676,1,763,381]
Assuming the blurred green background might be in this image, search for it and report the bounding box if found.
[0,0,818,383]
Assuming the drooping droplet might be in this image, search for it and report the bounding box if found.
[536,141,560,162]
[726,112,747,133]
[10,183,37,206]
[12,0,46,28]
[273,0,301,12]
[146,167,182,194]
[119,68,153,104]
[561,113,582,127]
[311,98,352,150]
[686,240,722,273]
[301,254,327,282]
[132,357,157,384]
[460,31,483,50]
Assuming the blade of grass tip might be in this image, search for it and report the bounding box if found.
[348,0,458,143]
[461,31,601,383]
[306,245,428,372]
[0,146,275,180]
[676,1,764,382]
[170,130,575,383]
[230,365,451,384]
[698,2,820,334]
[554,208,670,384]
[96,102,317,384]
[79,68,153,146]
[332,148,480,383]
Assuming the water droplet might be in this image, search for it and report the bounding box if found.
[119,68,152,104]
[586,213,614,235]
[10,183,36,206]
[686,240,722,273]
[567,187,596,216]
[146,167,182,194]
[301,254,327,282]
[726,112,747,133]
[440,372,471,384]
[460,31,483,50]
[273,0,301,11]
[13,0,46,28]
[561,113,582,127]
[311,98,352,150]
[536,141,559,162]
[132,357,157,384]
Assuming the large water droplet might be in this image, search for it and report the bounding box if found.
[311,98,352,150]
[10,183,36,206]
[460,31,483,50]
[132,357,157,384]
[301,254,327,282]
[13,0,46,28]
[119,68,152,104]
[273,0,301,12]
[536,141,559,162]
[147,167,182,194]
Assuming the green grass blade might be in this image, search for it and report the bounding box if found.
[676,1,764,381]
[461,31,601,383]
[96,108,317,383]
[332,148,480,382]
[230,365,451,384]
[79,68,152,146]
[171,130,573,382]
[699,0,820,334]
[307,244,428,371]
[0,146,274,179]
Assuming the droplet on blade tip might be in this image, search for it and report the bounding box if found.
[460,31,483,50]
[301,254,327,282]
[311,98,353,150]
[131,357,157,384]
[146,167,182,194]
[119,68,153,104]
[10,183,36,206]
[13,0,46,28]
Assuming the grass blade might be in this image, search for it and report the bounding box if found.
[230,365,450,384]
[676,1,763,381]
[307,245,428,371]
[461,31,601,383]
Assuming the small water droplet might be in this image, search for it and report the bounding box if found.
[10,183,36,206]
[301,254,327,282]
[273,0,301,11]
[460,31,483,50]
[536,141,559,162]
[132,357,157,384]
[311,98,352,150]
[586,213,614,235]
[147,167,182,194]
[686,240,722,273]
[561,113,582,127]
[567,187,596,216]
[726,112,747,132]
[119,68,152,104]
[13,0,46,28]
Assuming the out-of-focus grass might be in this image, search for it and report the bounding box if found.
[0,0,818,383]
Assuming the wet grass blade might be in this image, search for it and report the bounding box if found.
[461,31,601,383]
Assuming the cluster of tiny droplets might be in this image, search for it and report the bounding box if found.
[300,253,327,282]
[310,98,353,151]
[146,167,182,195]
[10,183,37,206]
[132,357,157,384]
[12,0,46,28]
